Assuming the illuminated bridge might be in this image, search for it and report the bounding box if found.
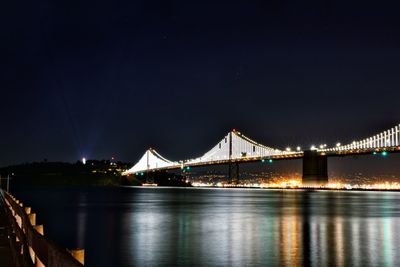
[123,124,400,184]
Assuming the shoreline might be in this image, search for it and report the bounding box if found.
[120,185,400,192]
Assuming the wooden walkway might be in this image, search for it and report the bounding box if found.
[0,201,13,266]
[0,190,84,267]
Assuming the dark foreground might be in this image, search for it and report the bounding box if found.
[0,200,13,266]
[11,186,400,267]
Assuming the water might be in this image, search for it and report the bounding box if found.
[12,186,400,266]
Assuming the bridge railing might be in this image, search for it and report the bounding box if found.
[0,189,84,267]
[322,124,400,152]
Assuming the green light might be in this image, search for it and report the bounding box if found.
[373,151,377,155]
[141,172,144,176]
[268,159,273,163]
[261,159,265,163]
[382,151,388,156]
[186,166,190,170]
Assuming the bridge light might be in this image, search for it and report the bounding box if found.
[319,144,324,149]
[310,145,316,150]
[286,147,291,152]
[336,143,341,147]
[296,146,301,151]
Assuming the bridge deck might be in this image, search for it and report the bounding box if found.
[0,201,13,266]
[124,124,400,175]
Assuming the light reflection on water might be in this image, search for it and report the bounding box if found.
[13,187,400,267]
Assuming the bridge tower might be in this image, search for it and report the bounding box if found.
[145,150,154,184]
[302,150,328,185]
[228,162,240,184]
[228,131,240,184]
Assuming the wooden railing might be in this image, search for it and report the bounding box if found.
[0,189,84,267]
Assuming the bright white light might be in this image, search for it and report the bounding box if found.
[311,145,316,150]
[296,146,301,151]
[286,147,291,152]
[336,142,341,147]
[82,157,86,165]
[124,149,176,175]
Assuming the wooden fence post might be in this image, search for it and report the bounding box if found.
[69,249,85,265]
[28,213,36,263]
[34,225,45,267]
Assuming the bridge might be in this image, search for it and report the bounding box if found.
[123,124,400,185]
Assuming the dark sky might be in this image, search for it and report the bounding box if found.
[1,0,400,166]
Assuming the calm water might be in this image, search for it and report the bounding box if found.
[12,186,400,267]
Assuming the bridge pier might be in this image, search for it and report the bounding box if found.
[228,162,240,184]
[302,150,328,185]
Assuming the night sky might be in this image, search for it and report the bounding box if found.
[2,0,400,167]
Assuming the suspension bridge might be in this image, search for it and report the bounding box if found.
[123,124,400,185]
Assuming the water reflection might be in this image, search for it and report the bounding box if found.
[13,187,400,267]
[76,193,87,248]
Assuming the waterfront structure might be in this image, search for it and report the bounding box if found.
[123,124,400,185]
[0,190,84,266]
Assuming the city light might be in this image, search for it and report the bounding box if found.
[190,181,400,191]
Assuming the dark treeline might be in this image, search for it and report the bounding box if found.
[0,160,190,187]
[0,160,129,186]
